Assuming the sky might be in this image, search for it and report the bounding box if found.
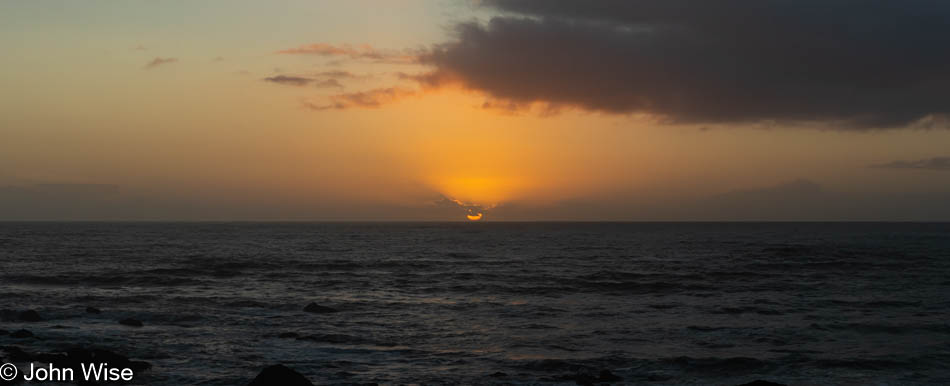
[1,0,949,221]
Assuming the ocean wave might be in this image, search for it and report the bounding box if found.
[1,273,203,287]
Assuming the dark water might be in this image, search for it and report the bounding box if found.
[1,222,949,385]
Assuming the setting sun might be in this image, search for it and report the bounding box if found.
[429,176,521,209]
[466,212,483,221]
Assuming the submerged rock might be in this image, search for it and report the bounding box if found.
[64,348,152,372]
[0,309,16,321]
[547,368,624,385]
[303,303,338,313]
[296,333,368,345]
[18,310,43,322]
[86,306,102,314]
[737,381,787,386]
[0,346,32,361]
[598,370,623,382]
[119,318,143,327]
[247,364,314,386]
[10,329,33,338]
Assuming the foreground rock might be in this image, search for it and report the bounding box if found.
[119,318,143,327]
[303,303,338,314]
[247,364,314,386]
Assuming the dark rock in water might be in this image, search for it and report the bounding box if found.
[647,373,673,381]
[0,346,33,361]
[18,310,43,322]
[63,348,152,373]
[0,309,16,321]
[303,302,338,313]
[296,334,361,344]
[10,329,33,338]
[551,368,623,385]
[278,332,299,339]
[523,359,590,373]
[668,356,767,375]
[86,306,102,314]
[119,318,143,327]
[488,372,508,377]
[0,329,7,336]
[737,381,787,386]
[598,370,622,382]
[247,364,314,386]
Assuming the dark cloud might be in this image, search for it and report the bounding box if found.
[144,57,177,69]
[263,75,314,86]
[871,157,950,171]
[414,0,950,128]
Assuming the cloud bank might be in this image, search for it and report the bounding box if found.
[407,0,950,128]
[871,157,950,171]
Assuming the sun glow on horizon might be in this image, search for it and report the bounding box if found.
[429,176,523,208]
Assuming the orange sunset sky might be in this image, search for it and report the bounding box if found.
[2,1,950,220]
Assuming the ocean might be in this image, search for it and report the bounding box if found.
[1,222,948,385]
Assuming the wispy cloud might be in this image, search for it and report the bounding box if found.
[263,75,314,87]
[263,75,344,88]
[144,57,177,69]
[315,70,372,80]
[303,87,416,110]
[314,79,343,89]
[870,157,950,171]
[277,43,416,64]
